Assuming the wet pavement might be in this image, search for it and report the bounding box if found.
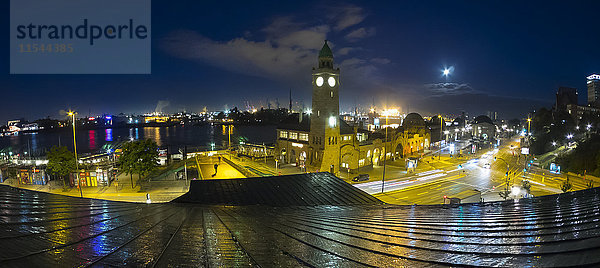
[1,183,600,267]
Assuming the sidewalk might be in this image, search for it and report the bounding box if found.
[0,174,188,203]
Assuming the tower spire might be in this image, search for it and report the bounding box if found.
[318,40,334,69]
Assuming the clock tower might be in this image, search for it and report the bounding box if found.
[309,40,340,173]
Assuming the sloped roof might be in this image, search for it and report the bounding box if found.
[277,113,311,132]
[474,115,494,124]
[318,40,333,58]
[403,112,426,128]
[174,172,382,206]
[2,182,600,266]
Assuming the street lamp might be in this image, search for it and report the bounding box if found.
[494,156,511,199]
[68,110,82,198]
[526,118,531,135]
[438,115,443,160]
[381,111,389,193]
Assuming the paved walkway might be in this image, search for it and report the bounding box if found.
[0,173,188,203]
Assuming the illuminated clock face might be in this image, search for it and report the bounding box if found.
[328,77,336,87]
[316,76,324,87]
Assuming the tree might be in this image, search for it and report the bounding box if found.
[561,175,573,193]
[46,146,76,186]
[117,139,159,188]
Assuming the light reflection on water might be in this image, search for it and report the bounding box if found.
[0,125,276,154]
[105,129,113,142]
[88,130,96,151]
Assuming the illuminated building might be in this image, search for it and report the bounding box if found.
[557,79,600,123]
[144,115,170,123]
[275,41,430,174]
[472,115,496,144]
[587,74,600,107]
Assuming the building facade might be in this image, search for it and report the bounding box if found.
[471,115,496,144]
[275,41,430,175]
[587,74,600,107]
[555,86,578,111]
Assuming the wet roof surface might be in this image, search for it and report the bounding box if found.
[1,184,600,267]
[174,172,383,206]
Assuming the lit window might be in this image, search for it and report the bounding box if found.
[329,116,336,127]
[299,133,309,141]
[279,131,288,138]
[289,132,298,140]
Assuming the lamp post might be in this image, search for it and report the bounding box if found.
[381,113,389,193]
[68,111,82,198]
[228,125,232,150]
[439,115,443,160]
[494,156,510,198]
[527,118,531,135]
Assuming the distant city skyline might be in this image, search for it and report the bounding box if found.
[4,1,600,123]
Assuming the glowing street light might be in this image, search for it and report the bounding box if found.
[438,114,443,160]
[67,110,82,198]
[511,186,521,197]
[552,141,557,146]
[566,134,573,139]
[381,110,390,193]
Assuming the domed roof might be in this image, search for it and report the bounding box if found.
[319,40,333,58]
[452,117,465,127]
[403,113,426,128]
[474,115,494,125]
[430,115,445,125]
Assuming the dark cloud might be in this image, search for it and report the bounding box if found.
[329,5,366,31]
[162,14,382,87]
[425,82,478,96]
[345,27,376,42]
[370,58,391,64]
[337,47,358,55]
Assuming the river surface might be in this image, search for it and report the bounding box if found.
[0,125,277,156]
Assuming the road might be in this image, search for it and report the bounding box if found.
[355,137,590,205]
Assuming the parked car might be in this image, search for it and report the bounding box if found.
[352,174,369,182]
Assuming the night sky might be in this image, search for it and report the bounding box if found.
[3,1,600,123]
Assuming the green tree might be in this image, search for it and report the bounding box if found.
[46,146,76,186]
[117,139,159,188]
[561,175,573,193]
